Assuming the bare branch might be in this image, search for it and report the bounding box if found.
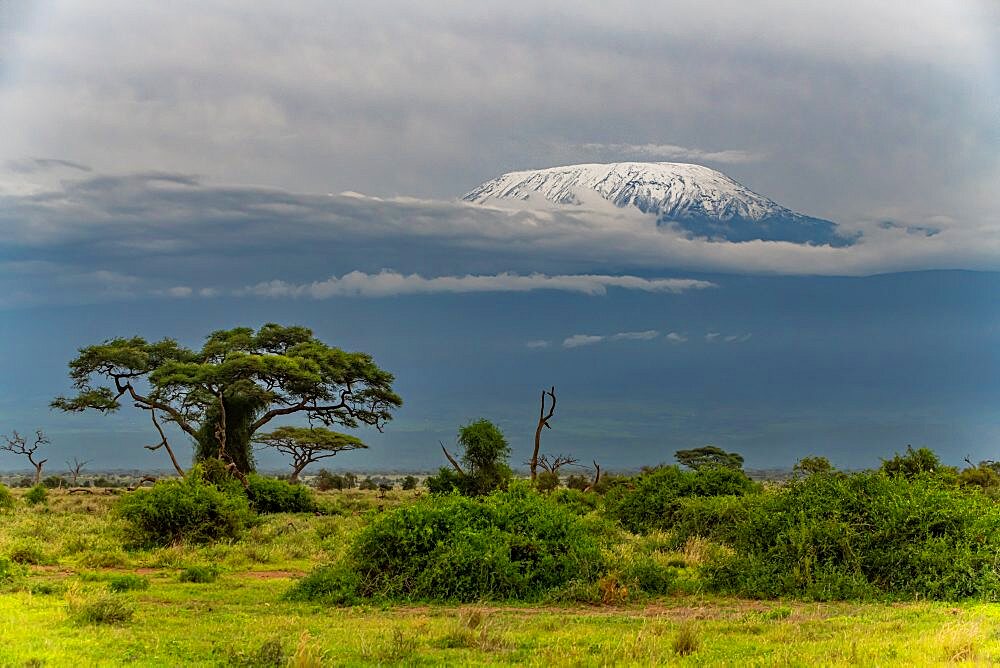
[143,410,185,476]
[441,441,465,475]
[529,386,556,480]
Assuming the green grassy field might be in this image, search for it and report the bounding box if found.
[1,489,998,666]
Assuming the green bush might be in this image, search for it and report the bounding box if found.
[116,468,256,547]
[603,465,757,533]
[245,474,315,513]
[179,564,220,583]
[286,563,362,605]
[69,592,135,625]
[535,471,560,493]
[0,484,14,511]
[107,574,149,592]
[679,471,1000,600]
[24,484,48,506]
[291,485,606,603]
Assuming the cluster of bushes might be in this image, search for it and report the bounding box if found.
[115,464,318,547]
[603,465,758,534]
[289,485,609,603]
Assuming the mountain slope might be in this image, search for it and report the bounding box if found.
[464,162,849,246]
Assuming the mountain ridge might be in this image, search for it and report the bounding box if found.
[464,162,850,246]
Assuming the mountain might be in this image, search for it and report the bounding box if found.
[463,162,850,246]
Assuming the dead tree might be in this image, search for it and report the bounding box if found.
[536,453,579,475]
[65,457,90,486]
[141,408,185,476]
[584,460,602,492]
[440,441,465,475]
[2,430,49,485]
[529,386,556,481]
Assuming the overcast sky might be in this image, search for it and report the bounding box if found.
[0,1,998,473]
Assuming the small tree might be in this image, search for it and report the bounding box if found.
[881,446,953,479]
[435,419,512,496]
[66,457,90,486]
[792,455,833,477]
[401,475,418,491]
[675,445,744,472]
[253,426,367,483]
[2,430,50,485]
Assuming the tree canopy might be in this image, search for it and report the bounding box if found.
[674,445,744,472]
[253,425,367,482]
[52,323,401,474]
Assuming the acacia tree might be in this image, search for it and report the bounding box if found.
[253,426,367,483]
[52,323,401,475]
[2,430,50,484]
[675,445,744,472]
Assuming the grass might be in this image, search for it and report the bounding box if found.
[2,489,1000,665]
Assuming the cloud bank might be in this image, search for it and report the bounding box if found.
[239,271,715,299]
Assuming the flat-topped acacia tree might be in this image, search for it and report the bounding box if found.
[52,323,401,476]
[253,426,367,483]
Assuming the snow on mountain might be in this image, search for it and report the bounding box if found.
[463,162,850,246]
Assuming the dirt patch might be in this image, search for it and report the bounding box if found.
[243,570,305,579]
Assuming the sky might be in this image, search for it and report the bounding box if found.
[0,1,998,474]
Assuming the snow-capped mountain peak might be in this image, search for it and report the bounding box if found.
[464,162,848,246]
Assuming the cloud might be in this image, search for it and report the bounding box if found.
[525,340,551,349]
[705,332,721,342]
[665,332,687,343]
[239,271,716,299]
[575,143,763,164]
[707,332,752,343]
[6,158,93,174]
[563,334,605,348]
[610,330,660,341]
[563,329,661,348]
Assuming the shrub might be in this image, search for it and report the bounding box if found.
[245,474,315,513]
[69,592,135,625]
[535,471,560,493]
[286,563,362,605]
[116,467,256,547]
[401,475,418,491]
[881,445,955,479]
[24,484,48,506]
[603,465,757,533]
[228,638,286,667]
[0,484,15,511]
[672,622,701,656]
[683,471,1000,600]
[179,564,220,583]
[292,485,606,603]
[107,574,149,592]
[565,474,589,491]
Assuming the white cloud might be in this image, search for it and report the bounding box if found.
[239,270,715,299]
[706,332,721,342]
[563,334,605,348]
[525,340,551,349]
[576,142,762,164]
[665,332,687,343]
[610,330,660,341]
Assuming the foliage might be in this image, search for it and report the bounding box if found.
[881,445,954,479]
[245,474,316,514]
[677,470,1000,600]
[285,563,362,605]
[401,475,418,491]
[253,426,366,482]
[107,574,150,592]
[958,461,1000,497]
[52,323,401,474]
[793,456,833,476]
[179,564,220,583]
[535,471,560,493]
[427,419,513,496]
[292,485,606,603]
[25,485,48,506]
[674,445,744,472]
[603,465,757,533]
[314,470,356,491]
[358,477,377,491]
[0,484,13,511]
[116,467,256,547]
[565,474,589,491]
[228,637,287,668]
[69,594,135,625]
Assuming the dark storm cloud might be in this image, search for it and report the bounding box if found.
[0,1,996,229]
[0,169,998,307]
